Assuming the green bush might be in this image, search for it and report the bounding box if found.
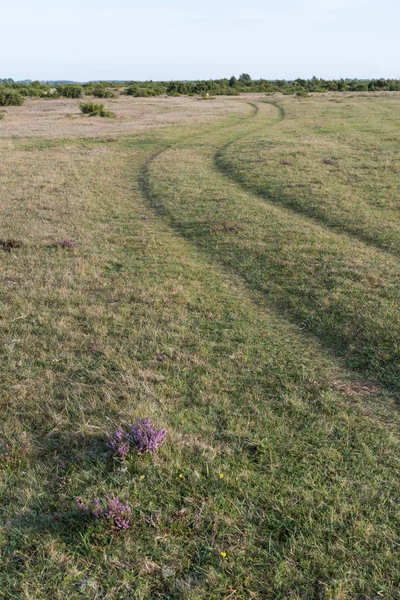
[295,89,309,97]
[0,90,24,106]
[91,87,114,98]
[126,86,160,97]
[224,88,240,96]
[56,85,83,98]
[79,101,115,117]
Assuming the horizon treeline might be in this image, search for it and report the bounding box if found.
[1,74,400,105]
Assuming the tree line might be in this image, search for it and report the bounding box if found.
[1,75,400,106]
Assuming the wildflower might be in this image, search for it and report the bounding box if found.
[106,419,167,460]
[179,473,184,479]
[103,496,131,531]
[52,238,76,248]
[219,473,224,479]
[220,552,227,558]
[106,426,130,461]
[139,475,144,479]
[76,495,132,531]
[129,418,167,454]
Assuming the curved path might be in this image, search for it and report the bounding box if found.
[138,100,400,396]
[215,102,400,259]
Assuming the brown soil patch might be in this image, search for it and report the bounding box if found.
[332,379,382,398]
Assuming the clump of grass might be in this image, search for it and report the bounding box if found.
[0,238,23,252]
[0,112,4,120]
[322,157,338,165]
[107,419,167,460]
[79,101,115,118]
[0,433,30,470]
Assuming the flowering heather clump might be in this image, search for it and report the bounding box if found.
[76,495,131,531]
[106,426,130,460]
[0,433,30,469]
[53,238,76,248]
[107,419,167,459]
[128,419,167,454]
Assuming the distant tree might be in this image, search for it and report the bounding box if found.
[239,73,252,82]
[229,76,238,88]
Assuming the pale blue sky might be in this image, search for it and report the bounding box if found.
[2,0,399,81]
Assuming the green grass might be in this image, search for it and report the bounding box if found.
[0,95,399,599]
[218,95,400,256]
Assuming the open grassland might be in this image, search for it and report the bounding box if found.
[0,93,399,599]
[0,95,251,138]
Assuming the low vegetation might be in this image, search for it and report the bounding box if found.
[0,89,24,106]
[79,100,115,117]
[0,92,399,599]
[2,75,400,101]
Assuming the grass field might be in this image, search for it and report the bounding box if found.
[0,93,399,599]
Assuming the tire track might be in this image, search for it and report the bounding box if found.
[214,102,400,260]
[140,126,400,395]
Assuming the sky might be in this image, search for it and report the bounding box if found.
[1,0,399,81]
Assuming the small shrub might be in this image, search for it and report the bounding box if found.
[79,101,115,118]
[92,87,114,99]
[0,90,24,106]
[76,496,132,531]
[56,84,83,98]
[295,89,309,97]
[224,88,241,96]
[107,426,130,460]
[129,419,167,454]
[0,112,4,120]
[322,158,338,165]
[107,418,167,459]
[126,87,161,97]
[280,159,292,166]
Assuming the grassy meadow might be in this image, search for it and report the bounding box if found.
[0,93,399,599]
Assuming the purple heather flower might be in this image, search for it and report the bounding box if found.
[128,418,167,454]
[103,496,131,530]
[106,426,130,460]
[76,495,132,531]
[107,419,166,459]
[53,239,76,248]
